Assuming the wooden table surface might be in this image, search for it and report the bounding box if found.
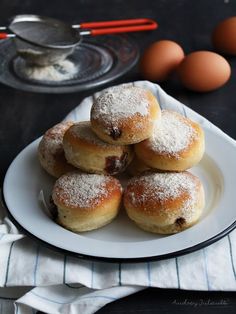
[1,0,236,313]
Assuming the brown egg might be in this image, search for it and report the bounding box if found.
[212,16,236,55]
[140,40,185,81]
[177,51,231,92]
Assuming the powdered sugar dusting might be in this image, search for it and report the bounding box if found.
[53,172,113,208]
[128,172,198,219]
[38,121,74,168]
[148,110,197,158]
[71,121,110,147]
[92,85,149,122]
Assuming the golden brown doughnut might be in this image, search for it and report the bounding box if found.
[63,121,134,175]
[124,171,205,234]
[52,172,122,232]
[90,85,161,145]
[38,121,76,178]
[135,110,205,171]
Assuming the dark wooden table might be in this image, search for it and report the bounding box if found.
[1,0,236,313]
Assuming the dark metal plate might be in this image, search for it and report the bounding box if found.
[0,35,139,93]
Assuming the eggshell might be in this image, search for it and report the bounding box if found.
[140,40,185,81]
[212,16,236,55]
[177,51,231,92]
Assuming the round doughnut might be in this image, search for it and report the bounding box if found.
[124,171,205,234]
[63,121,134,175]
[126,155,151,176]
[38,121,76,178]
[52,172,122,232]
[90,85,161,145]
[135,110,205,171]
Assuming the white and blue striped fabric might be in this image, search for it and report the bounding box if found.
[1,81,236,314]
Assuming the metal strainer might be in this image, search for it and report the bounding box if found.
[0,15,157,66]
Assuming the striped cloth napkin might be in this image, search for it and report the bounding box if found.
[1,81,236,314]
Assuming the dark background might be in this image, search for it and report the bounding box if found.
[0,0,236,313]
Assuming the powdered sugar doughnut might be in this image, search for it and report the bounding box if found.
[63,121,134,175]
[52,172,122,232]
[90,85,161,145]
[135,110,205,171]
[124,171,205,234]
[38,121,76,178]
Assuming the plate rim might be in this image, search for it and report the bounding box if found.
[2,130,236,263]
[2,192,236,263]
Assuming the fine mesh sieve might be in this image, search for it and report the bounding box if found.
[0,15,157,66]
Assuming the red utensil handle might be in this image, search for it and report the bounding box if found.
[90,23,157,36]
[80,18,157,29]
[0,33,9,39]
[84,19,158,36]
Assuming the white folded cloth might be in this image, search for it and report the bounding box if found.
[1,81,236,314]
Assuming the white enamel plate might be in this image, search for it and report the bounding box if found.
[3,124,236,262]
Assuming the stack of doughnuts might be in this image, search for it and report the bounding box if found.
[38,84,205,234]
[125,109,205,234]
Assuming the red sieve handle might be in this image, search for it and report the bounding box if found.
[0,33,9,39]
[79,18,158,36]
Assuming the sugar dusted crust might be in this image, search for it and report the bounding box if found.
[38,121,75,177]
[90,86,161,144]
[92,85,150,123]
[52,172,122,210]
[52,172,123,232]
[125,172,200,211]
[135,110,205,171]
[147,110,199,157]
[124,171,205,234]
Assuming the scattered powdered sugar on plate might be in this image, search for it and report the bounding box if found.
[53,172,111,208]
[92,85,149,122]
[71,121,110,147]
[17,59,78,82]
[129,172,198,218]
[148,110,198,157]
